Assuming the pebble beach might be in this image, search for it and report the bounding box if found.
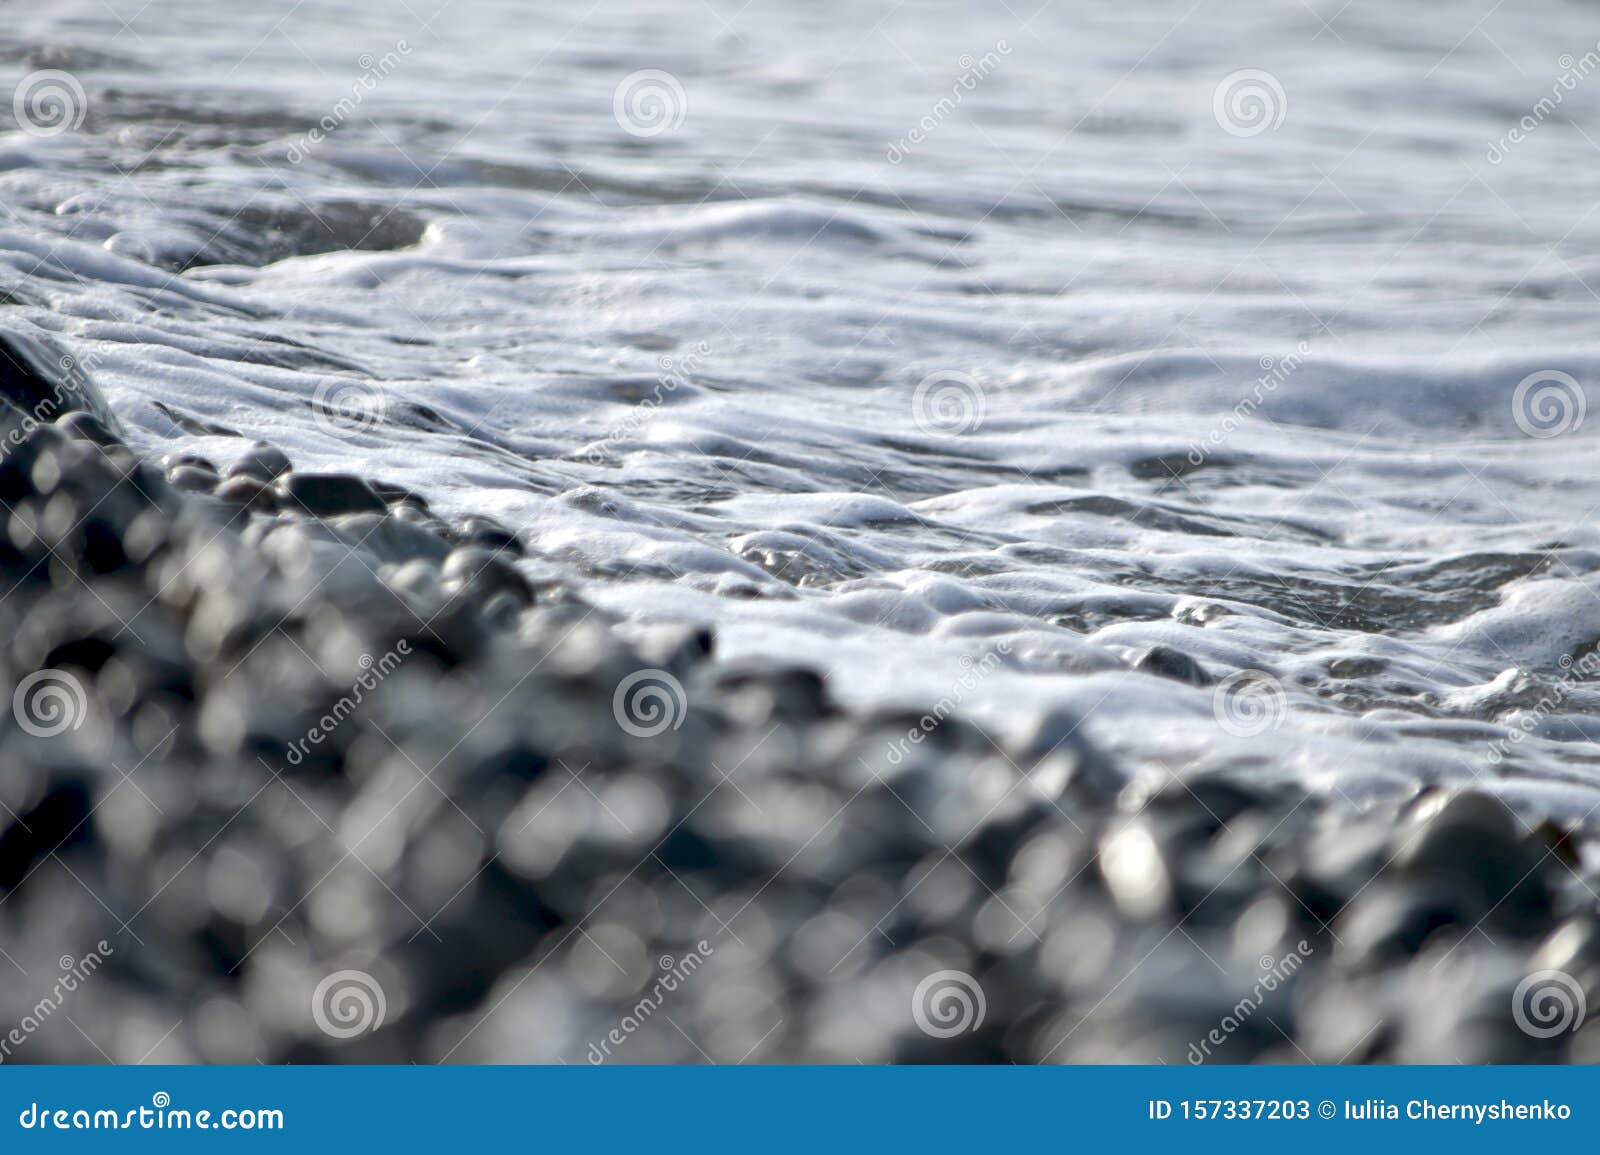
[3,0,1600,1064]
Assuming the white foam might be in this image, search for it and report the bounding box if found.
[9,0,1600,820]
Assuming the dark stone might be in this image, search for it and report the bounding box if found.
[80,515,130,574]
[399,861,560,1017]
[1329,656,1386,679]
[655,825,721,872]
[278,472,387,516]
[0,329,122,436]
[0,780,93,890]
[43,637,118,672]
[442,547,532,604]
[468,743,548,785]
[461,515,524,556]
[1132,644,1212,686]
[161,451,216,473]
[55,411,120,447]
[1396,792,1552,931]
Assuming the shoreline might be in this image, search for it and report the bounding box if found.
[0,332,1594,1063]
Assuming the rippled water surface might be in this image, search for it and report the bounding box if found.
[7,0,1600,818]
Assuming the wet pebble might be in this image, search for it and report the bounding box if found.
[167,464,219,493]
[1132,644,1212,686]
[226,441,291,482]
[278,472,387,516]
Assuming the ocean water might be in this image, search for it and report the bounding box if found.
[6,0,1600,821]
